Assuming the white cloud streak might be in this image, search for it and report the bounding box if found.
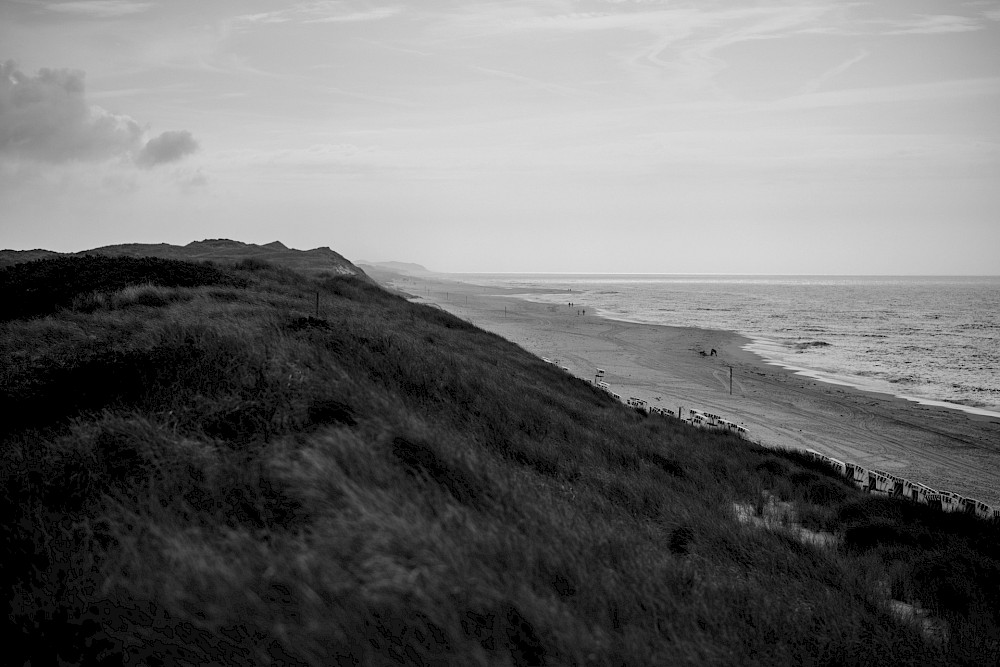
[799,48,870,95]
[769,76,1000,112]
[44,1,154,18]
[234,2,402,27]
[875,14,983,35]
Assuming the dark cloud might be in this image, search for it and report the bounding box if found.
[135,130,199,168]
[0,60,197,168]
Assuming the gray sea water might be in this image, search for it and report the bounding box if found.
[460,275,1000,418]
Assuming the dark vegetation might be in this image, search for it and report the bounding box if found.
[0,254,236,321]
[2,255,999,665]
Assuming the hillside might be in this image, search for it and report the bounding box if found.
[0,239,370,282]
[2,253,999,665]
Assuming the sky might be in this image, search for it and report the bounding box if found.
[1,0,999,274]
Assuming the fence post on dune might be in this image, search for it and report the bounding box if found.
[315,291,319,317]
[730,367,733,395]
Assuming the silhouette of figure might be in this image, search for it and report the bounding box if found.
[710,348,717,356]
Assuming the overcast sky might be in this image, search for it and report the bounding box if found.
[2,0,998,274]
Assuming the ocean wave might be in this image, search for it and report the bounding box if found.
[793,341,832,350]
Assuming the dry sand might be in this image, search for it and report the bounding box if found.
[391,273,1000,507]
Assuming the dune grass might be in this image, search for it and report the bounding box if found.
[2,255,999,665]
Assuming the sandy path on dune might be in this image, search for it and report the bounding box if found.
[388,273,1000,507]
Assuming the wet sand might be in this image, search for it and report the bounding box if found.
[389,273,1000,507]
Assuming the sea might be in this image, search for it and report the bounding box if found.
[457,274,1000,419]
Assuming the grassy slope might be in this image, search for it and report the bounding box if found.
[2,256,999,666]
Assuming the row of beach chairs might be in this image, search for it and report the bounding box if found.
[551,359,995,522]
[803,449,998,521]
[573,361,996,522]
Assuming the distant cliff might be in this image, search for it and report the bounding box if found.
[357,260,435,277]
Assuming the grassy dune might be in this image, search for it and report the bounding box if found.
[2,255,999,665]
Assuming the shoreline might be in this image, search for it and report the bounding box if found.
[497,290,1000,421]
[384,272,1000,506]
[741,337,1000,420]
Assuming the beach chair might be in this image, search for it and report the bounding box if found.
[911,482,934,504]
[868,470,892,495]
[827,457,847,477]
[848,464,868,490]
[939,492,963,513]
[962,498,990,519]
[925,493,943,512]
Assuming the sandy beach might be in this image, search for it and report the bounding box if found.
[391,273,1000,507]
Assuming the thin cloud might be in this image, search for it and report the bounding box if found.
[234,2,402,27]
[876,14,983,35]
[235,12,292,25]
[768,77,1000,112]
[799,49,870,95]
[44,1,154,17]
[470,65,602,100]
[304,6,402,23]
[801,12,987,37]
